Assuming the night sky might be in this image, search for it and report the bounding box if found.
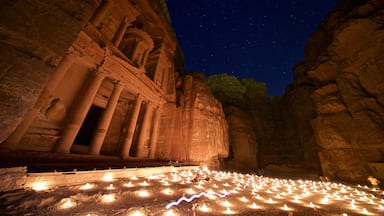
[167,0,337,96]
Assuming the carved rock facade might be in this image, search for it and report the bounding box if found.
[0,0,228,167]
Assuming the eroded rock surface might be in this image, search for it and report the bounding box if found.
[293,0,384,181]
[158,73,229,168]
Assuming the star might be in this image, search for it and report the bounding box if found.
[167,0,337,96]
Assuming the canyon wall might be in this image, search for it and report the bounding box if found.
[290,0,384,181]
[209,1,384,181]
[157,72,229,168]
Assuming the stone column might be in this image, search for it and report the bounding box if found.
[120,95,143,159]
[162,67,169,92]
[136,102,154,158]
[88,80,124,155]
[140,50,150,68]
[149,106,161,158]
[91,0,113,27]
[153,63,162,86]
[131,42,142,64]
[53,69,106,154]
[1,52,77,150]
[112,17,130,47]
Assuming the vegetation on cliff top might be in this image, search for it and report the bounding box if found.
[206,73,267,106]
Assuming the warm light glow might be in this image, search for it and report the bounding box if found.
[32,182,49,191]
[102,173,114,182]
[224,207,235,214]
[80,183,93,190]
[124,182,134,187]
[281,204,293,211]
[107,184,114,190]
[59,198,76,209]
[137,190,151,197]
[140,181,150,186]
[198,203,210,212]
[308,202,316,208]
[19,167,384,215]
[186,188,195,195]
[249,202,261,209]
[239,196,249,202]
[128,210,145,216]
[221,200,232,207]
[162,188,173,195]
[102,194,115,203]
[163,209,177,216]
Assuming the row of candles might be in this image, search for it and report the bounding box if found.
[31,167,384,215]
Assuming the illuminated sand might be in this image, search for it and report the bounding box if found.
[1,167,384,215]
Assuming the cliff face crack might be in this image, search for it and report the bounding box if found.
[0,64,13,83]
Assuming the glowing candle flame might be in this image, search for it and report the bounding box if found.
[309,202,316,208]
[163,209,177,216]
[129,210,145,216]
[60,199,75,209]
[32,182,49,191]
[107,184,114,190]
[137,190,151,197]
[102,173,113,182]
[199,203,210,212]
[124,182,134,187]
[102,194,115,203]
[281,204,292,211]
[320,197,329,204]
[162,188,173,195]
[224,207,234,214]
[140,181,150,186]
[186,188,195,195]
[80,183,93,190]
[240,196,249,202]
[249,202,260,209]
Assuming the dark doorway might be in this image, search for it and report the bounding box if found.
[74,105,103,146]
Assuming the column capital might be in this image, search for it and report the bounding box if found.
[135,93,143,101]
[66,47,82,59]
[113,80,125,88]
[95,68,108,77]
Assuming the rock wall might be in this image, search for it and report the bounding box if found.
[225,106,258,172]
[291,0,384,181]
[247,93,318,171]
[157,72,229,168]
[0,0,100,143]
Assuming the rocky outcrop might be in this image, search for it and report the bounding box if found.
[225,106,257,172]
[290,0,384,181]
[0,0,100,144]
[157,72,229,168]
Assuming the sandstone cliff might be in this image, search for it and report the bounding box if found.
[289,0,384,181]
[158,72,229,168]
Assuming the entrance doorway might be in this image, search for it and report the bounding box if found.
[74,105,103,146]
